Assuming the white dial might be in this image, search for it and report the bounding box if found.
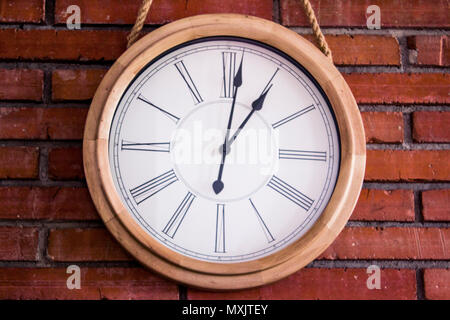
[109,37,340,263]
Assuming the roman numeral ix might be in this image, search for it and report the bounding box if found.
[162,192,195,238]
[279,149,326,161]
[130,169,178,205]
[268,176,314,211]
[175,60,203,104]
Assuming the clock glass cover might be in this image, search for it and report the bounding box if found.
[108,37,340,263]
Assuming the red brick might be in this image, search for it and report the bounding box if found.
[351,189,414,221]
[0,187,98,220]
[55,0,273,24]
[0,227,38,261]
[422,190,450,222]
[0,69,43,101]
[48,147,84,180]
[424,269,450,300]
[362,112,403,143]
[365,150,450,182]
[0,267,178,300]
[0,108,87,140]
[0,0,44,23]
[0,146,39,179]
[344,73,450,105]
[188,268,416,300]
[408,36,450,67]
[0,30,127,61]
[52,69,105,101]
[304,34,400,66]
[281,0,449,28]
[0,30,400,66]
[320,227,450,260]
[413,112,450,143]
[47,228,132,261]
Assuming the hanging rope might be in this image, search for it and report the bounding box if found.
[127,0,154,48]
[299,0,333,60]
[127,0,333,60]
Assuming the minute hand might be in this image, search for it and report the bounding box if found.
[212,55,243,194]
[227,84,273,147]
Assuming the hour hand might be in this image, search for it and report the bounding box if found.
[227,84,273,146]
[252,84,272,111]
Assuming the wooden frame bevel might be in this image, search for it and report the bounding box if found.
[83,14,366,290]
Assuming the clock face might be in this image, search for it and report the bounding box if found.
[108,37,340,263]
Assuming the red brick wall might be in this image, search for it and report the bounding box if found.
[0,0,448,300]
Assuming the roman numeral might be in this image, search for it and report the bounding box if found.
[215,204,226,253]
[259,67,279,96]
[175,60,203,104]
[268,176,314,211]
[121,140,170,153]
[130,169,178,205]
[249,199,275,243]
[221,51,237,98]
[272,105,315,129]
[279,149,326,161]
[162,192,195,238]
[137,94,180,123]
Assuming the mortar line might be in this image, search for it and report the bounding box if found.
[1,219,448,228]
[0,259,447,269]
[179,286,188,300]
[44,0,56,26]
[416,269,426,300]
[414,190,425,224]
[308,260,450,269]
[273,0,281,24]
[0,23,449,34]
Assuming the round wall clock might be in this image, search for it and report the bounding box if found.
[84,14,366,290]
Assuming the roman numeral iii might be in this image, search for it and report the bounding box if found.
[121,140,170,153]
[130,169,178,205]
[279,149,326,161]
[175,60,203,104]
[163,192,196,238]
[268,176,314,211]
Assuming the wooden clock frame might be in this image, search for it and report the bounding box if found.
[83,14,366,290]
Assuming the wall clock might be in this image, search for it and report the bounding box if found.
[84,14,366,290]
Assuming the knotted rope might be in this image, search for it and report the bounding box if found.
[299,0,332,60]
[127,0,154,48]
